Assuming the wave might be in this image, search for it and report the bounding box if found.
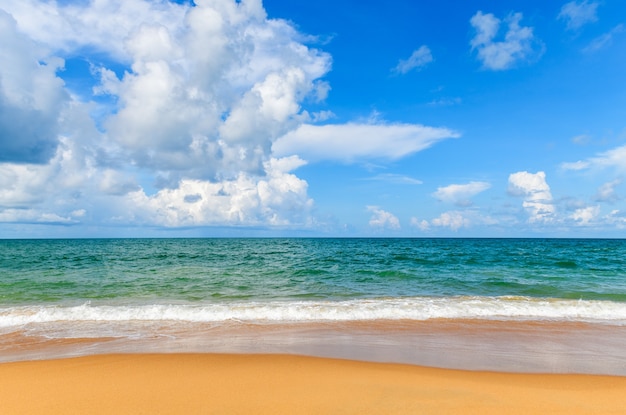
[2,296,626,327]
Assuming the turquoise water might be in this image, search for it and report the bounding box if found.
[2,238,626,303]
[1,238,626,325]
[3,238,626,371]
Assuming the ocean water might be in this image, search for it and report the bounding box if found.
[2,238,626,372]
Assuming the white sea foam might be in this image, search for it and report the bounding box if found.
[2,296,626,329]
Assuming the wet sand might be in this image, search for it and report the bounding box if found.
[3,319,626,375]
[1,353,625,414]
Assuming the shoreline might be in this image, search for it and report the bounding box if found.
[3,319,626,375]
[1,353,626,414]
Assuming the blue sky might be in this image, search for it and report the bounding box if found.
[0,0,625,237]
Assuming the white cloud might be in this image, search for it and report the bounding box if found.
[595,179,622,203]
[367,206,400,230]
[431,211,471,231]
[508,171,555,223]
[0,0,331,229]
[410,217,430,231]
[470,11,542,70]
[562,144,626,172]
[99,170,141,196]
[0,135,97,223]
[570,205,600,225]
[393,45,433,74]
[418,210,498,232]
[561,160,591,171]
[558,1,599,31]
[0,10,67,164]
[583,24,625,53]
[2,0,188,61]
[365,174,423,185]
[272,122,459,163]
[432,181,491,207]
[0,1,464,232]
[605,210,626,229]
[122,156,313,227]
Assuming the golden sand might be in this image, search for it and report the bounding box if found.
[1,353,625,414]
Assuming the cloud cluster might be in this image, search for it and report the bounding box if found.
[508,171,555,223]
[470,11,542,70]
[0,0,458,231]
[0,0,329,228]
[124,156,313,227]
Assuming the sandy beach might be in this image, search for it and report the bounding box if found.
[1,353,625,414]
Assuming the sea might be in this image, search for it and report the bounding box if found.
[2,238,626,374]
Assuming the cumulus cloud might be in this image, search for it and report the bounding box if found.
[431,211,471,231]
[2,0,188,61]
[90,1,331,180]
[0,0,459,232]
[393,45,433,74]
[122,156,313,227]
[470,11,542,70]
[0,136,96,223]
[508,171,555,223]
[0,10,67,164]
[272,122,459,163]
[570,205,600,225]
[432,181,491,207]
[0,0,324,228]
[99,170,141,196]
[367,206,400,230]
[558,1,599,31]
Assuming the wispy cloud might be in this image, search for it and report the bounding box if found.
[583,24,625,53]
[432,181,491,207]
[595,179,622,203]
[393,45,433,74]
[364,174,423,185]
[273,122,460,163]
[470,11,543,70]
[427,97,462,107]
[558,1,599,31]
[562,144,626,172]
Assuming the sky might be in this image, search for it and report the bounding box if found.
[0,0,625,238]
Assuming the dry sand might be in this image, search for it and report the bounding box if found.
[1,353,625,414]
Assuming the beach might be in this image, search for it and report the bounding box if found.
[1,353,626,414]
[2,238,626,412]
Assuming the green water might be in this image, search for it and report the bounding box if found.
[1,238,626,305]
